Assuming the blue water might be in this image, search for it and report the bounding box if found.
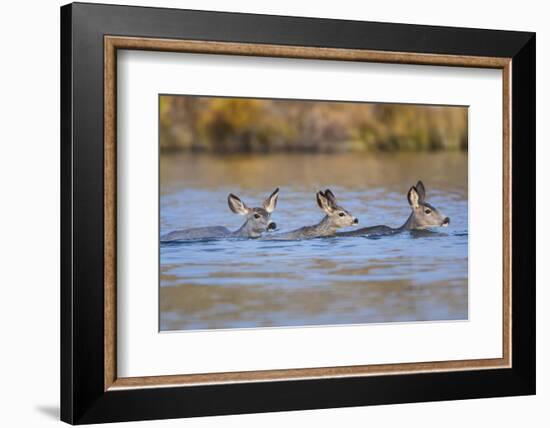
[160,153,468,331]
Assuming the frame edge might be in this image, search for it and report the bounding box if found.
[60,2,74,425]
[510,32,536,394]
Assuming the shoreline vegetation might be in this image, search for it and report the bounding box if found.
[160,95,468,154]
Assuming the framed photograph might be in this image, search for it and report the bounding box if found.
[61,2,535,424]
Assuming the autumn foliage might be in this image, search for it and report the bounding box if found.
[160,95,467,153]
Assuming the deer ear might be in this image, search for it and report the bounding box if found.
[324,189,337,207]
[415,181,426,201]
[228,194,250,215]
[317,191,334,214]
[263,188,279,213]
[407,186,421,208]
[316,191,325,209]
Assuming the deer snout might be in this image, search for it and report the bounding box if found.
[267,222,277,231]
[442,217,450,227]
[353,218,359,224]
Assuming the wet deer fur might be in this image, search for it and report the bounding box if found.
[337,181,450,237]
[270,189,358,240]
[161,188,279,241]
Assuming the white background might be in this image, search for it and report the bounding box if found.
[118,52,503,377]
[0,0,546,427]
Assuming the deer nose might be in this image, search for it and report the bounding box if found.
[442,217,450,226]
[353,218,359,224]
[268,222,277,230]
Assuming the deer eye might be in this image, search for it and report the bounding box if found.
[424,209,432,214]
[253,213,260,219]
[338,212,345,217]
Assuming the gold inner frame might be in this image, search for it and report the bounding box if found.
[104,35,512,391]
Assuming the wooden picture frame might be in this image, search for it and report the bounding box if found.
[61,2,535,424]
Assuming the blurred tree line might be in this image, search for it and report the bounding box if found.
[159,95,467,153]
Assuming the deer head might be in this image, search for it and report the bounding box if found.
[227,188,279,237]
[406,181,450,229]
[316,189,358,232]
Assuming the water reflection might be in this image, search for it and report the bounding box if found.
[160,152,468,331]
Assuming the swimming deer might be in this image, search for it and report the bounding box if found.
[337,181,450,237]
[161,188,279,241]
[270,189,358,240]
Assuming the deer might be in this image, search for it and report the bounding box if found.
[269,189,358,240]
[161,188,279,241]
[337,181,450,237]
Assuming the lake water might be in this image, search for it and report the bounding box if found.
[160,152,468,331]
